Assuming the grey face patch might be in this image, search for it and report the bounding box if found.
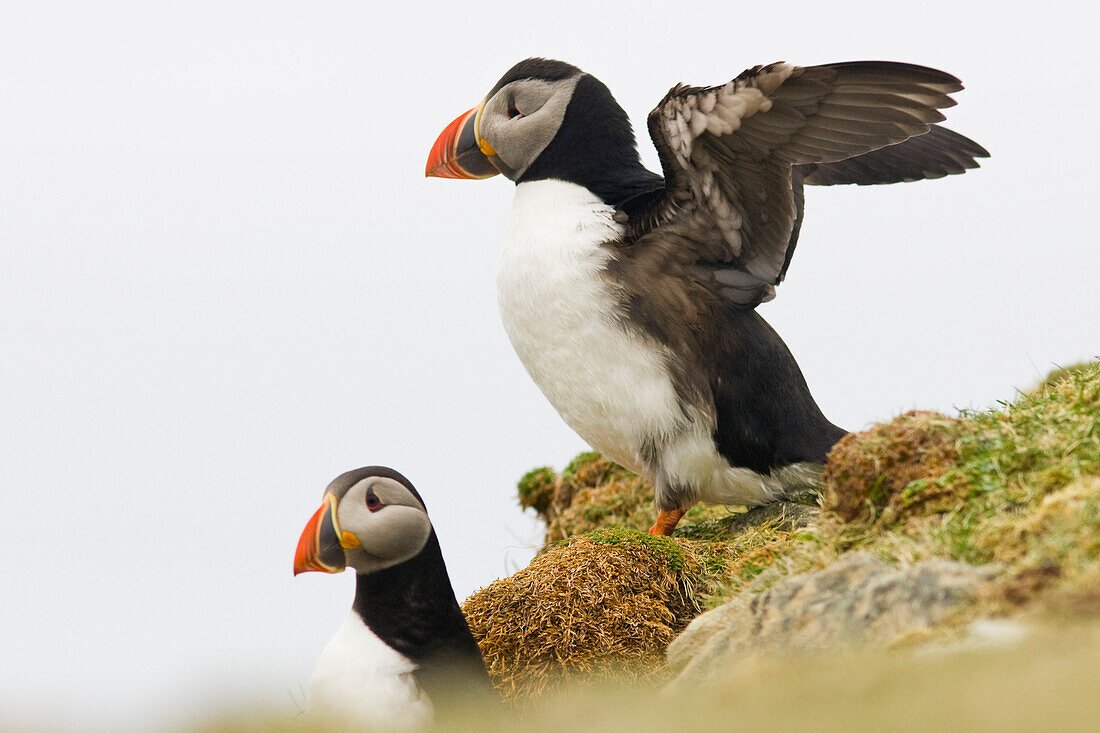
[479,75,581,181]
[335,477,433,574]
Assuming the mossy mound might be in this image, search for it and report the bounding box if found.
[821,410,967,524]
[516,466,556,516]
[461,528,736,701]
[518,452,727,543]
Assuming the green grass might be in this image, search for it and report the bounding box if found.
[577,527,687,571]
[516,466,556,514]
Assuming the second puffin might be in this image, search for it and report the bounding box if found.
[426,58,987,535]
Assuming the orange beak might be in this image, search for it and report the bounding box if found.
[293,495,347,575]
[425,105,500,180]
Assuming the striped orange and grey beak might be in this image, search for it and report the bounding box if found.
[425,104,500,180]
[293,495,348,575]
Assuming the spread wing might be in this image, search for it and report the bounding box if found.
[634,61,979,306]
[767,124,989,280]
[799,124,989,185]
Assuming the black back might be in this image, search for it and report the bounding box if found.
[706,308,847,472]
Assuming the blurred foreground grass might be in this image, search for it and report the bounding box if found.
[176,619,1100,733]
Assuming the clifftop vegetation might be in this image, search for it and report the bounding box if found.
[463,362,1100,701]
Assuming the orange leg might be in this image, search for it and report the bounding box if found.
[648,508,687,536]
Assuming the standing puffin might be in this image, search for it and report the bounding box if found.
[294,466,492,729]
[425,58,987,535]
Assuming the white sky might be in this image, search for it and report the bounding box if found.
[1,1,1096,730]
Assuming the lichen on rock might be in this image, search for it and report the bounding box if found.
[666,553,996,690]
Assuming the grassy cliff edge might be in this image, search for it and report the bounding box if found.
[464,362,1100,700]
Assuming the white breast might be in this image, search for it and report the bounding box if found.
[496,179,804,509]
[308,612,432,731]
[496,180,687,475]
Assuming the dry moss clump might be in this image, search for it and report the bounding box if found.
[821,410,966,524]
[518,452,726,543]
[462,528,735,701]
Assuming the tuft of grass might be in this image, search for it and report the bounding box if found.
[516,466,555,515]
[581,526,687,571]
[1029,360,1097,393]
[935,361,1100,574]
[561,451,604,481]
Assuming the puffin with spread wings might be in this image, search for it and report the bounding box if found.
[426,58,987,535]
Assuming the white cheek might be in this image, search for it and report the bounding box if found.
[489,78,578,177]
[351,506,432,563]
[336,493,371,538]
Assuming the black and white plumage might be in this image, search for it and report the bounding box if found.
[294,466,491,728]
[426,58,987,534]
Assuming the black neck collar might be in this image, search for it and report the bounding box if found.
[351,531,490,698]
[517,74,664,208]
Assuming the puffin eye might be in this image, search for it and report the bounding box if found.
[507,101,522,119]
[365,488,383,512]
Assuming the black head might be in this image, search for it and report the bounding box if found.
[427,58,662,204]
[293,466,433,576]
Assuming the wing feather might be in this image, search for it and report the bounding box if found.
[800,125,989,185]
[635,60,985,306]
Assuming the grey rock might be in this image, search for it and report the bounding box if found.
[666,553,996,690]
